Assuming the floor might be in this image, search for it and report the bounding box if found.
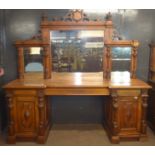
[0,124,155,146]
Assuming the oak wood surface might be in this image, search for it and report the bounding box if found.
[3,72,151,89]
[3,72,151,144]
[3,10,151,144]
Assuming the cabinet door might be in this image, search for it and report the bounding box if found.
[118,96,141,134]
[15,96,38,135]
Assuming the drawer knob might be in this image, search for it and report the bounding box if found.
[134,96,138,100]
[24,111,30,118]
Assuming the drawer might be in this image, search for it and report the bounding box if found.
[14,90,37,96]
[117,90,141,96]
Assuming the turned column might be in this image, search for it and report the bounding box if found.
[37,90,45,143]
[103,46,111,79]
[17,47,24,79]
[131,46,138,78]
[6,91,16,143]
[43,46,51,79]
[141,89,148,139]
[110,90,120,143]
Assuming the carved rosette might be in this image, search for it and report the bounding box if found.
[38,90,45,136]
[6,91,15,136]
[111,90,119,135]
[141,89,148,135]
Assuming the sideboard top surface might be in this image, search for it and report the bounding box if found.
[3,72,151,90]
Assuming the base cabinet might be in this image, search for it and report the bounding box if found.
[5,88,149,144]
[6,89,51,144]
[104,89,148,143]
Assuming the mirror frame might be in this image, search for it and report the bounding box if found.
[15,39,49,79]
[40,10,113,79]
[104,40,139,79]
[15,10,139,80]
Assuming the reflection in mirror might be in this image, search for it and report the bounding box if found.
[111,47,131,72]
[24,47,43,72]
[51,30,104,72]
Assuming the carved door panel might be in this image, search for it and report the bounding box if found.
[15,96,38,134]
[118,96,141,134]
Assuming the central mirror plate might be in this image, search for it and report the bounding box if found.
[50,30,104,72]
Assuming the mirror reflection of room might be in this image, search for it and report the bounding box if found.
[24,47,43,72]
[51,30,104,72]
[111,47,131,72]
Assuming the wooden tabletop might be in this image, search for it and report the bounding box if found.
[3,72,151,89]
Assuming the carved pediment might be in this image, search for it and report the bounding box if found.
[64,10,89,22]
[41,9,113,22]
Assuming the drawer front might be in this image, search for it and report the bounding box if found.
[45,88,110,95]
[117,90,141,96]
[14,90,37,96]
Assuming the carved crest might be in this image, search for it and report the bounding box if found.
[64,9,89,22]
[41,9,113,22]
[71,10,84,21]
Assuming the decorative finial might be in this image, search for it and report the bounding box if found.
[105,12,112,21]
[32,30,42,40]
[41,12,48,21]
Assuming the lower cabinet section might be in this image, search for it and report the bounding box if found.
[5,88,149,144]
[103,89,148,143]
[5,89,51,144]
